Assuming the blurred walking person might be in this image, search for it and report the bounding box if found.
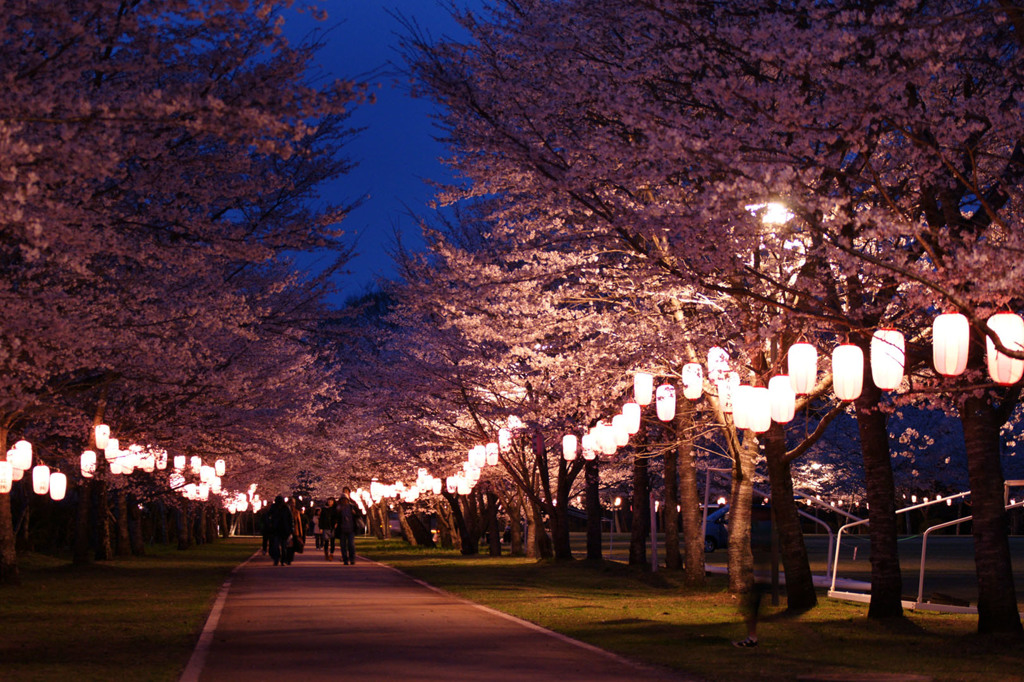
[320,497,336,560]
[335,487,362,565]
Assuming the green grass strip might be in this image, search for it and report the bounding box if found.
[358,537,1024,682]
[0,537,256,682]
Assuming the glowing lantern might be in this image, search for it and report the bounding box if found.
[49,472,67,501]
[155,450,168,470]
[12,467,23,481]
[469,445,486,468]
[485,442,499,466]
[190,456,202,475]
[0,461,12,493]
[597,421,617,455]
[81,451,97,478]
[562,434,578,461]
[94,424,110,449]
[707,347,730,382]
[432,478,442,495]
[682,363,703,400]
[768,376,796,423]
[174,455,186,471]
[986,313,1024,386]
[581,432,597,460]
[32,465,50,495]
[10,440,32,471]
[200,465,215,484]
[611,414,630,446]
[141,450,156,473]
[457,476,471,495]
[215,459,226,477]
[211,477,222,494]
[933,313,969,377]
[120,449,136,475]
[870,329,905,391]
[622,402,641,434]
[788,343,817,394]
[748,387,772,433]
[717,372,739,413]
[498,428,511,452]
[655,384,676,422]
[633,372,654,406]
[109,456,123,476]
[732,385,753,430]
[104,438,120,463]
[446,476,456,494]
[832,344,864,401]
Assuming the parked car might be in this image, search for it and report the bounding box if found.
[703,503,772,552]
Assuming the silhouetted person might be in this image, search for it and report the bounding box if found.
[734,507,772,648]
[320,497,337,560]
[265,495,292,566]
[312,508,323,549]
[335,487,362,565]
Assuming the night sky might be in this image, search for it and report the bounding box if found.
[284,2,478,304]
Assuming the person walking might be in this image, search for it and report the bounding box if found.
[282,498,305,565]
[335,487,362,565]
[320,498,337,561]
[733,505,773,648]
[264,495,293,566]
[312,507,323,550]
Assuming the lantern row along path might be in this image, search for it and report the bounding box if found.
[180,546,694,682]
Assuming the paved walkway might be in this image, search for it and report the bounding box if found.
[181,547,693,682]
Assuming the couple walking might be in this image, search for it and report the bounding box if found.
[319,487,361,565]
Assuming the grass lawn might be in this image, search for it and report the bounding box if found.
[0,537,257,682]
[357,537,1024,682]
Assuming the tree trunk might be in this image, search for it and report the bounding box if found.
[855,380,904,619]
[676,400,705,586]
[961,393,1023,634]
[409,512,436,547]
[663,425,682,570]
[0,426,19,585]
[375,499,389,539]
[764,423,817,611]
[549,461,575,561]
[73,478,92,565]
[176,504,190,550]
[629,453,649,567]
[95,481,114,560]
[115,489,131,556]
[486,492,502,556]
[397,505,416,544]
[442,491,478,555]
[206,504,218,543]
[585,458,602,561]
[128,494,145,556]
[505,491,525,556]
[434,498,455,549]
[526,499,552,559]
[728,434,757,593]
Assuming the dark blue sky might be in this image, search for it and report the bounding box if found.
[284,2,478,304]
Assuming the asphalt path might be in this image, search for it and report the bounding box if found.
[181,546,694,682]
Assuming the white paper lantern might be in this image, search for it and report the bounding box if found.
[986,313,1024,386]
[633,372,654,406]
[211,477,222,494]
[109,456,123,476]
[655,384,676,422]
[469,445,486,468]
[10,440,32,471]
[141,451,155,473]
[682,363,703,400]
[49,472,67,501]
[485,442,499,466]
[198,483,210,501]
[832,344,864,401]
[581,432,597,460]
[597,421,617,455]
[174,455,186,471]
[748,387,772,433]
[12,466,24,481]
[32,465,50,495]
[104,438,120,463]
[610,414,629,446]
[732,385,753,430]
[870,329,905,391]
[121,449,137,475]
[0,461,12,493]
[81,451,97,478]
[707,347,730,382]
[562,434,578,461]
[190,456,202,475]
[717,372,739,413]
[432,478,442,495]
[788,343,818,394]
[933,313,969,377]
[200,465,215,484]
[214,459,226,477]
[155,450,168,470]
[768,376,796,423]
[622,402,642,434]
[498,427,511,452]
[94,424,110,450]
